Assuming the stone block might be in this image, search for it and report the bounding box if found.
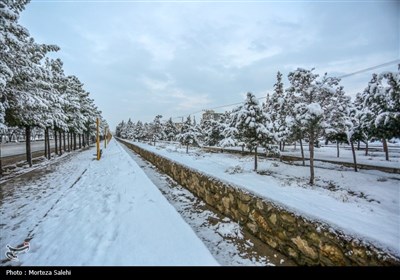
[291,236,318,260]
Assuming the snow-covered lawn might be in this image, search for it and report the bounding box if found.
[0,140,217,266]
[206,141,400,169]
[281,142,400,169]
[127,140,400,258]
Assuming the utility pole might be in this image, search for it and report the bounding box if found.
[104,127,107,149]
[96,118,100,160]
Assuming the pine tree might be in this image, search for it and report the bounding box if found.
[287,68,341,184]
[201,118,224,146]
[177,116,201,153]
[150,115,163,145]
[358,67,400,160]
[163,117,178,141]
[235,92,271,171]
[125,118,135,139]
[134,120,144,141]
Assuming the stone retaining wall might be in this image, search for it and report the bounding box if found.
[119,139,399,266]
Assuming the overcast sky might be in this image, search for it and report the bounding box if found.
[20,0,399,129]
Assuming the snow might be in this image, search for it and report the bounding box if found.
[121,146,286,266]
[306,103,324,116]
[0,140,218,266]
[281,143,400,169]
[126,140,400,257]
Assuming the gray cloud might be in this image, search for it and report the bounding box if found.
[20,1,399,129]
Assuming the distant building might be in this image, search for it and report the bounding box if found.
[174,122,184,131]
[201,110,223,123]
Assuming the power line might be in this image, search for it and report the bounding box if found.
[171,59,400,121]
[337,59,400,79]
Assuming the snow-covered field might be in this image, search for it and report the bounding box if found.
[1,140,217,266]
[281,142,400,169]
[126,140,400,258]
[207,141,400,169]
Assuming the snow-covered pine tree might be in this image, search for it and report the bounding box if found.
[151,115,163,145]
[266,71,288,150]
[0,0,32,127]
[287,68,341,184]
[3,38,59,166]
[134,120,144,141]
[125,118,135,140]
[357,68,400,161]
[219,108,240,150]
[43,58,70,156]
[163,117,178,141]
[177,116,201,153]
[115,120,126,138]
[235,92,271,171]
[325,85,351,158]
[354,90,374,155]
[201,118,224,146]
[372,68,400,160]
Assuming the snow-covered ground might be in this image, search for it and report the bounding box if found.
[207,141,400,169]
[281,142,400,169]
[125,140,400,258]
[0,140,217,266]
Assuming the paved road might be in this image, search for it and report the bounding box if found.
[0,140,55,158]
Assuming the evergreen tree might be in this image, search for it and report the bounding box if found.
[125,118,135,139]
[134,120,144,141]
[287,68,341,184]
[163,117,178,141]
[151,115,163,145]
[177,116,201,153]
[235,92,271,171]
[201,118,224,146]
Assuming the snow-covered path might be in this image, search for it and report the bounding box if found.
[0,140,217,266]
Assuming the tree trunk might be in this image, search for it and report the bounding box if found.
[254,146,258,171]
[59,131,62,155]
[44,128,48,158]
[186,144,189,154]
[0,142,3,176]
[79,134,82,149]
[54,130,58,156]
[365,141,369,156]
[87,132,90,146]
[357,140,360,150]
[46,128,51,159]
[82,133,85,147]
[73,133,77,150]
[63,132,66,152]
[383,138,389,161]
[299,139,305,166]
[70,133,73,151]
[67,132,70,152]
[294,141,297,151]
[309,134,315,185]
[282,142,285,152]
[25,126,32,167]
[350,140,358,172]
[336,141,340,158]
[279,142,282,151]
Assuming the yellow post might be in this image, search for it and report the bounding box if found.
[96,118,100,160]
[104,127,107,149]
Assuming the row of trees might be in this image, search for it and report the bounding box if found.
[0,0,107,170]
[116,66,399,185]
